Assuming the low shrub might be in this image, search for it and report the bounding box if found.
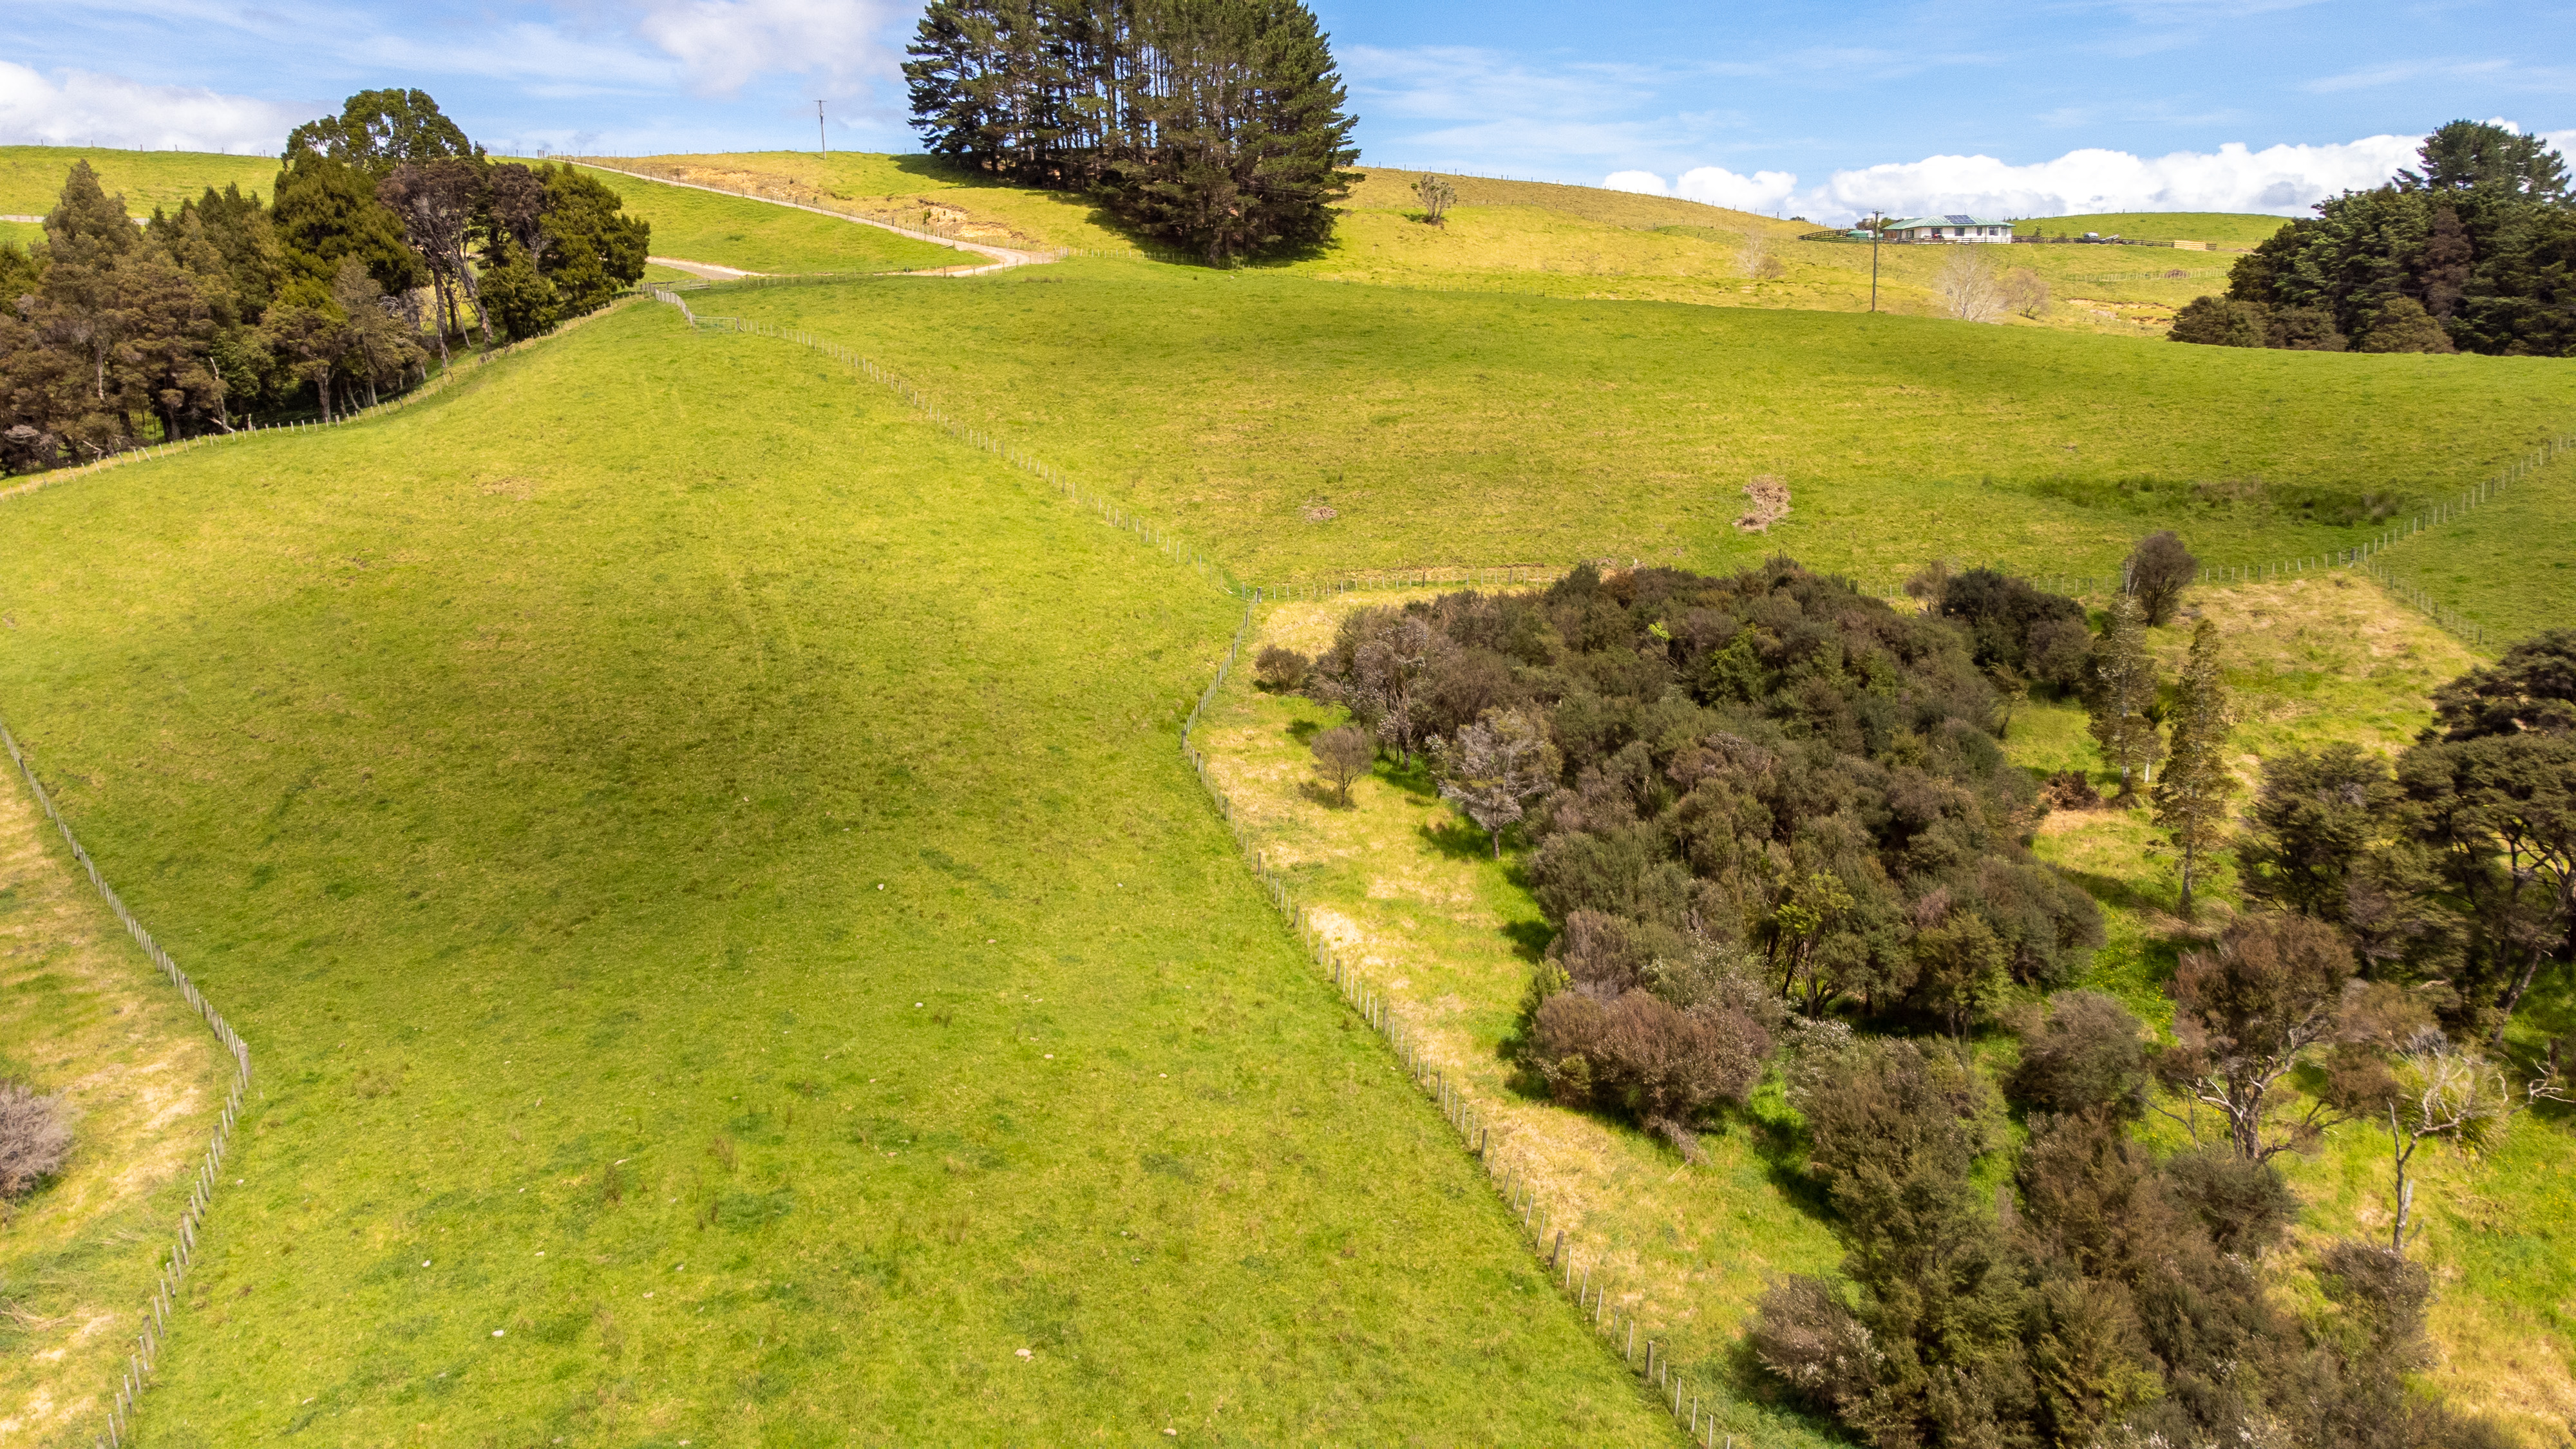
[2007,989,2147,1117]
[1253,645,1309,692]
[0,1082,73,1198]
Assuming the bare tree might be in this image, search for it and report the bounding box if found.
[2001,266,2050,318]
[1434,708,1560,856]
[1739,232,1785,281]
[1935,246,2006,322]
[1311,724,1373,804]
[1413,173,1455,227]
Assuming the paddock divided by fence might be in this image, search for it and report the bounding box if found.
[0,719,252,1449]
[1177,598,1740,1444]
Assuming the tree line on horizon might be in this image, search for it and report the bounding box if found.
[2171,120,2576,356]
[904,0,1359,263]
[1258,550,2571,1449]
[0,89,647,473]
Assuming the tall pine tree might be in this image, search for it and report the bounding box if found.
[905,0,1358,261]
[2155,618,2236,918]
[2088,594,2164,802]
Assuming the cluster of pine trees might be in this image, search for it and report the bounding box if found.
[904,0,1359,262]
[0,89,647,473]
[2172,120,2575,355]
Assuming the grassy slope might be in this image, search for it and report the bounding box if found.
[570,165,955,275]
[1204,574,2575,1446]
[573,153,1141,252]
[0,770,228,1442]
[0,305,1671,1446]
[1197,593,1844,1449]
[0,147,277,219]
[2012,212,2288,247]
[614,155,2243,330]
[1308,171,2235,328]
[2365,448,2576,647]
[724,266,2576,588]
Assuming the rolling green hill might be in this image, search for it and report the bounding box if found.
[0,299,1670,1444]
[2013,210,2289,247]
[0,146,278,218]
[710,262,2576,592]
[567,164,958,274]
[601,155,2248,330]
[7,149,2572,1446]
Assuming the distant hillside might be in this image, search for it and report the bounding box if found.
[2012,211,2288,249]
[0,146,278,219]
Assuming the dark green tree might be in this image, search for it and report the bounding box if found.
[2398,120,2570,202]
[272,152,426,298]
[478,235,560,342]
[905,0,1359,261]
[286,88,478,181]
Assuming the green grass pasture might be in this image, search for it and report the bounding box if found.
[0,146,278,220]
[578,153,1142,253]
[587,156,2240,332]
[2012,211,2288,247]
[724,267,2576,587]
[1312,175,2235,328]
[1197,594,1844,1449]
[570,164,956,275]
[2365,447,2576,647]
[0,304,1670,1445]
[1,762,229,1441]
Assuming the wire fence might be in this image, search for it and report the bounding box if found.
[653,284,1724,1435]
[0,719,251,1449]
[1177,598,1739,1445]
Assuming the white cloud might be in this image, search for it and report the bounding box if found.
[0,62,316,153]
[1799,135,2425,221]
[1615,134,2447,224]
[629,0,911,97]
[1607,165,1800,214]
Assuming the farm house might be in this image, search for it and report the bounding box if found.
[1880,214,2015,242]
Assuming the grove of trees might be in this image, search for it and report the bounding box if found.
[2172,120,2576,355]
[904,0,1359,262]
[0,88,647,472]
[1269,551,2571,1449]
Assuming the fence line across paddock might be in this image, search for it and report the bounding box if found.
[0,719,252,1449]
[650,284,1731,1437]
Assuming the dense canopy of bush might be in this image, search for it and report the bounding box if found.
[1300,560,2103,1145]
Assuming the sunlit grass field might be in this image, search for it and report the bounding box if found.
[569,164,958,275]
[0,303,1671,1445]
[719,264,2576,588]
[2012,211,2287,247]
[2365,448,2576,646]
[0,146,278,219]
[573,152,1145,253]
[0,771,229,1443]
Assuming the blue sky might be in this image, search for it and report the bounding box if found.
[8,0,2573,220]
